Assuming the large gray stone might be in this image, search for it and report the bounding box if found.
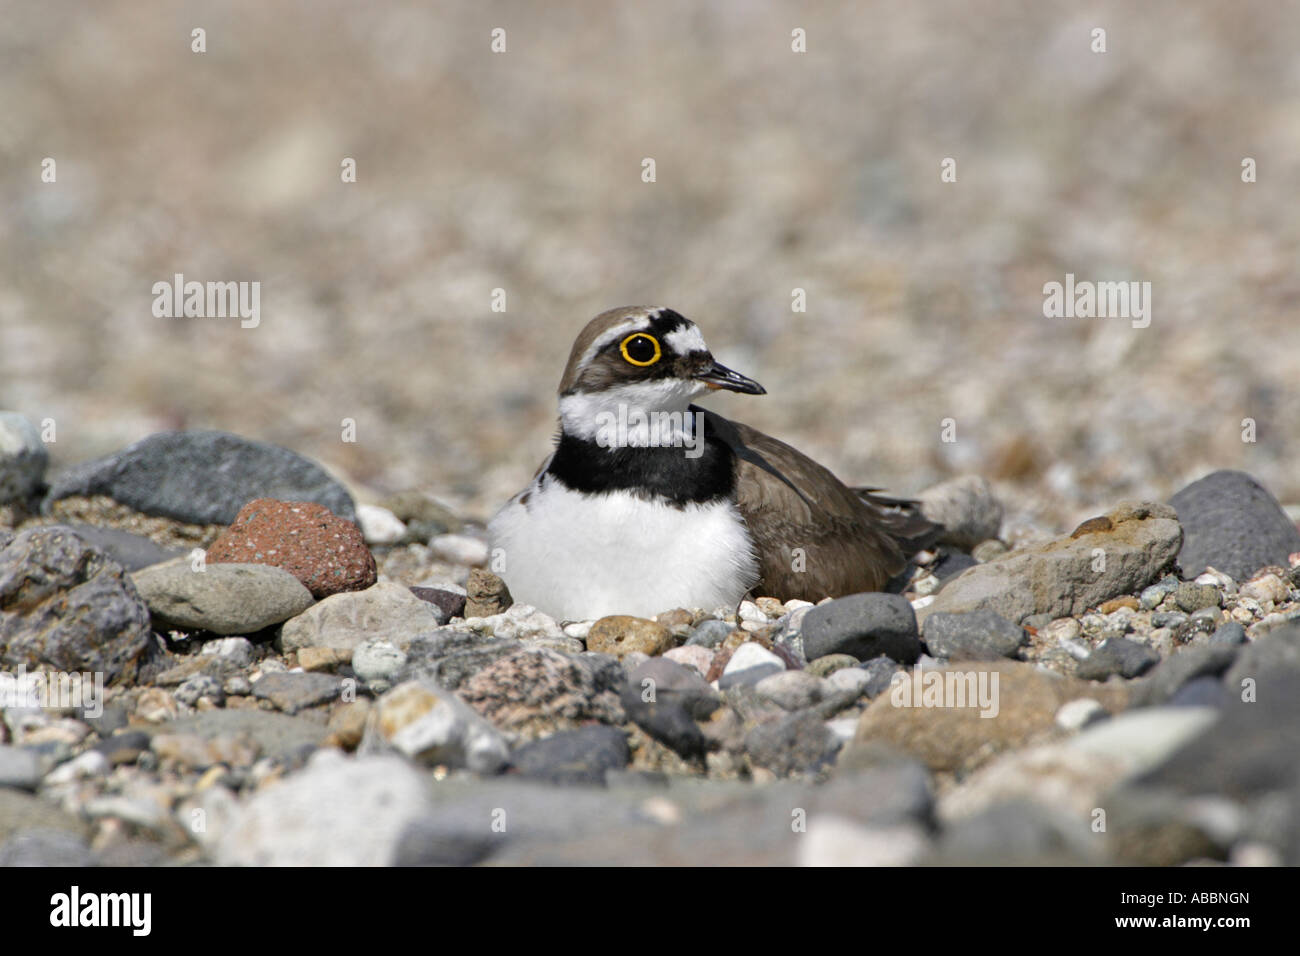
[131,560,313,634]
[918,475,1004,550]
[920,501,1181,624]
[1169,470,1300,581]
[43,429,355,525]
[0,526,152,685]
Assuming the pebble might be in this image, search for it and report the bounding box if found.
[43,750,109,786]
[410,585,467,621]
[280,580,447,652]
[717,642,786,689]
[470,603,565,642]
[1043,617,1082,642]
[351,640,408,692]
[685,619,733,648]
[509,725,630,785]
[464,568,512,617]
[0,746,42,790]
[971,539,1008,562]
[1075,637,1160,681]
[217,750,432,866]
[429,533,489,567]
[1209,620,1247,646]
[800,593,921,663]
[921,609,1026,661]
[355,503,406,545]
[1241,571,1289,606]
[201,636,255,667]
[43,429,356,525]
[1054,698,1107,731]
[1169,470,1300,582]
[585,615,674,658]
[1189,606,1222,631]
[366,680,508,772]
[663,645,714,677]
[744,711,839,776]
[456,647,624,738]
[175,674,225,706]
[252,672,346,714]
[825,666,872,698]
[1139,576,1179,609]
[859,656,904,698]
[206,498,376,598]
[132,560,314,634]
[1175,582,1221,613]
[754,670,826,710]
[0,412,48,505]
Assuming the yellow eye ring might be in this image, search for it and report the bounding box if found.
[619,333,661,366]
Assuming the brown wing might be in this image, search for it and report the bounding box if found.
[701,409,939,602]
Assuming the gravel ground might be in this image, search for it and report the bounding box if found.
[2,2,1299,868]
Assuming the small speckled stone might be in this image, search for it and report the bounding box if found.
[1174,582,1220,614]
[464,568,512,618]
[663,645,714,677]
[207,498,376,598]
[586,616,674,658]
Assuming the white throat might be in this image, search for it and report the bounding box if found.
[559,380,707,451]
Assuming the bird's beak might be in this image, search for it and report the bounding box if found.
[695,360,766,395]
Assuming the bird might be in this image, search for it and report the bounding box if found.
[487,306,940,621]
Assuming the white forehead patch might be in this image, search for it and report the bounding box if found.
[665,323,708,356]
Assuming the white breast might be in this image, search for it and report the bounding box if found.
[487,475,760,621]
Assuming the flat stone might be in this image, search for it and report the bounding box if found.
[252,672,346,714]
[754,670,827,710]
[61,524,181,572]
[148,709,328,759]
[509,726,630,785]
[279,580,446,652]
[920,500,1181,624]
[922,609,1026,661]
[43,429,356,525]
[131,560,314,634]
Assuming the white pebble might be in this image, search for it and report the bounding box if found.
[356,504,407,545]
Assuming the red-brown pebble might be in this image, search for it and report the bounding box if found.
[206,498,376,598]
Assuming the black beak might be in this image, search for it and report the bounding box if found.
[695,360,766,395]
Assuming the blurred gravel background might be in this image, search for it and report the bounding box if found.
[2,0,1297,537]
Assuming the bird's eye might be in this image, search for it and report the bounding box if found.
[619,333,661,366]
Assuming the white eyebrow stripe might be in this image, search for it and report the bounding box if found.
[579,313,653,368]
[664,324,708,356]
